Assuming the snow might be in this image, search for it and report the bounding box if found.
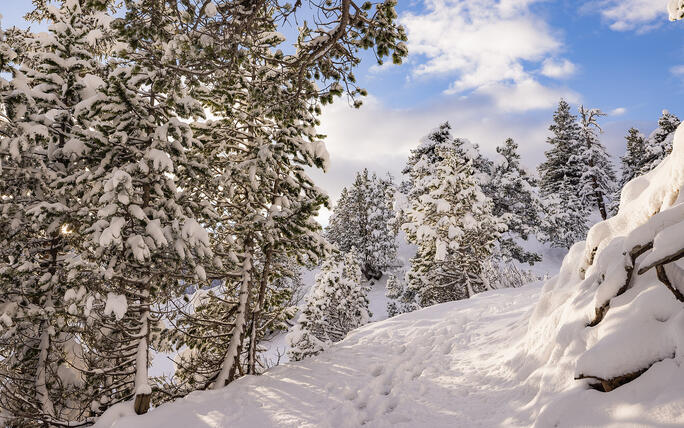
[641,220,684,269]
[147,149,173,172]
[103,293,127,320]
[669,0,684,20]
[205,2,217,18]
[146,219,168,247]
[108,234,568,428]
[97,286,549,428]
[99,217,126,248]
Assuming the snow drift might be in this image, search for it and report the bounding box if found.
[97,126,684,427]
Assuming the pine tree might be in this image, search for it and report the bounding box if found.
[385,274,403,317]
[402,141,501,307]
[287,250,370,361]
[538,100,588,248]
[1,0,408,419]
[161,0,406,392]
[73,0,215,413]
[611,127,646,215]
[0,1,110,424]
[639,110,680,175]
[538,100,583,198]
[326,170,398,280]
[576,106,616,220]
[540,177,588,249]
[486,138,542,264]
[326,188,356,252]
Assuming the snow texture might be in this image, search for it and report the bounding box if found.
[104,293,128,321]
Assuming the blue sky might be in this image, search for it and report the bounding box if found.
[310,0,684,215]
[3,0,683,217]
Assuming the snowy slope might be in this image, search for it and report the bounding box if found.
[98,285,548,428]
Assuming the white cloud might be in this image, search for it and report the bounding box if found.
[610,107,627,116]
[315,93,570,207]
[541,58,577,78]
[476,79,579,112]
[670,64,684,75]
[590,0,669,32]
[399,0,574,111]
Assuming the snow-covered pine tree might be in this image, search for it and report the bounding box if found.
[367,174,399,276]
[385,274,402,317]
[165,0,406,391]
[610,127,646,215]
[402,140,501,307]
[538,100,584,198]
[486,138,542,264]
[538,100,588,247]
[326,188,356,252]
[287,250,370,361]
[539,176,588,249]
[639,110,680,175]
[326,170,398,280]
[71,0,215,414]
[0,1,111,424]
[576,106,616,220]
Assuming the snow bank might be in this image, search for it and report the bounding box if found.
[519,124,684,427]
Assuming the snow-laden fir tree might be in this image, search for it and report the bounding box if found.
[384,273,419,317]
[402,139,502,307]
[385,274,403,317]
[166,0,406,391]
[326,170,398,280]
[287,250,371,361]
[485,138,542,264]
[0,1,110,424]
[539,176,588,249]
[576,106,615,220]
[538,100,588,247]
[402,122,491,191]
[538,100,583,198]
[639,110,680,175]
[610,127,646,215]
[72,0,215,414]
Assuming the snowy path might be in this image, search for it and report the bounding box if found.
[101,285,544,428]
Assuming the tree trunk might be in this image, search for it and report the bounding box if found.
[247,249,273,375]
[134,305,151,415]
[36,318,55,418]
[214,251,252,388]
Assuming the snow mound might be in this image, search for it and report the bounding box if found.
[520,124,684,426]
